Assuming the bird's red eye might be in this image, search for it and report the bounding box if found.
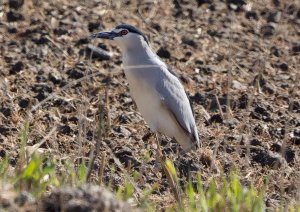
[120,30,128,36]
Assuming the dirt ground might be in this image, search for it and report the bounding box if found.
[0,0,299,210]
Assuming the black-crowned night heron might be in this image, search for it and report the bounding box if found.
[90,24,199,153]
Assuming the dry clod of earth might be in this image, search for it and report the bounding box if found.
[38,185,134,212]
[0,0,299,210]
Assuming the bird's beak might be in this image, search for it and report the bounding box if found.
[89,31,118,40]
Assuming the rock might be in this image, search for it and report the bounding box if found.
[38,184,132,212]
[289,100,300,112]
[18,98,29,108]
[15,191,34,207]
[75,38,89,46]
[291,137,300,145]
[262,83,275,94]
[272,0,280,6]
[292,43,300,55]
[270,46,282,57]
[223,118,239,128]
[175,156,200,177]
[114,147,140,168]
[238,93,248,109]
[7,27,18,33]
[59,124,73,135]
[151,23,161,31]
[245,11,258,20]
[9,0,24,9]
[0,107,11,117]
[6,11,24,22]
[278,63,288,71]
[250,138,261,146]
[209,95,236,111]
[53,28,68,36]
[267,11,281,23]
[270,143,295,164]
[207,114,223,124]
[251,149,282,168]
[142,132,152,142]
[0,125,10,135]
[181,36,197,47]
[156,47,171,59]
[232,80,246,90]
[9,61,24,74]
[261,24,276,37]
[250,103,272,122]
[118,114,131,124]
[190,92,206,105]
[48,71,62,84]
[88,22,101,32]
[66,69,84,79]
[226,0,246,11]
[196,0,212,6]
[113,126,131,138]
[32,83,52,101]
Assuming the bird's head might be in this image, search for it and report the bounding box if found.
[90,24,149,50]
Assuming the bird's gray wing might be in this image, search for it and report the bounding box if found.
[155,69,198,141]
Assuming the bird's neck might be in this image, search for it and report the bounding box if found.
[121,41,158,67]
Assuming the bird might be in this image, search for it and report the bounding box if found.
[90,24,199,154]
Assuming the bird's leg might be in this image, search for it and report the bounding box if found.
[155,133,182,206]
[155,133,165,164]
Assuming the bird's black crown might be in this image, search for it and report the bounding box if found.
[116,24,149,44]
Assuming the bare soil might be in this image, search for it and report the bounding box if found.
[0,0,299,210]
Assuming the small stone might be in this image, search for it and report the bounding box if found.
[238,93,248,109]
[270,46,282,57]
[272,0,280,6]
[245,11,258,20]
[190,92,206,105]
[0,107,11,117]
[182,36,197,47]
[278,63,288,71]
[18,98,29,108]
[0,125,10,135]
[53,28,68,36]
[291,137,300,145]
[7,27,18,33]
[261,24,276,37]
[66,69,84,79]
[59,125,73,135]
[113,126,131,138]
[88,22,101,32]
[267,11,281,23]
[9,61,24,74]
[115,147,140,168]
[262,83,275,94]
[250,139,261,146]
[208,114,223,124]
[227,0,246,11]
[48,71,62,84]
[8,0,24,9]
[251,149,282,168]
[157,47,171,59]
[6,11,24,22]
[232,80,246,90]
[250,104,272,122]
[223,118,239,128]
[32,83,53,101]
[292,43,300,55]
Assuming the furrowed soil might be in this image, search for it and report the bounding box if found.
[0,0,299,210]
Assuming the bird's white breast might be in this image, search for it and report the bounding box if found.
[123,68,161,131]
